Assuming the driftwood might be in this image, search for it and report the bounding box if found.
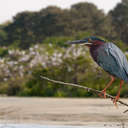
[40,75,128,113]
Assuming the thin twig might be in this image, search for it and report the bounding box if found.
[40,75,128,113]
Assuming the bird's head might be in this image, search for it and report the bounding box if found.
[67,36,105,48]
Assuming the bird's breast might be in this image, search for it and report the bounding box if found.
[90,45,102,62]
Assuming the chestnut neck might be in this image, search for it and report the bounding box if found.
[92,40,104,46]
[89,40,105,62]
[90,40,104,49]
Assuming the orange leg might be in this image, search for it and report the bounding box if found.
[113,80,124,105]
[99,76,115,98]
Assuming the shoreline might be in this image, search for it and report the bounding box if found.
[0,97,127,125]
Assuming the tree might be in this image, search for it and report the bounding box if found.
[110,0,128,43]
[1,2,117,49]
[122,0,128,5]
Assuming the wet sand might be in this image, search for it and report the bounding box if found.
[0,97,127,126]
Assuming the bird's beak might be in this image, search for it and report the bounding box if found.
[67,39,92,46]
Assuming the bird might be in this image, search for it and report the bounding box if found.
[68,36,128,105]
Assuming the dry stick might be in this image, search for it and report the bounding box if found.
[40,75,128,113]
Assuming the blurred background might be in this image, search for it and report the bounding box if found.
[0,0,128,98]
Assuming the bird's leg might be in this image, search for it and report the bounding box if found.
[113,80,124,105]
[99,76,115,98]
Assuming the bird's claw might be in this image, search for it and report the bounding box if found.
[98,89,106,98]
[111,95,119,108]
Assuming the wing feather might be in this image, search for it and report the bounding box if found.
[97,43,128,82]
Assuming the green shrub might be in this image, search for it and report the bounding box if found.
[43,36,74,47]
[0,47,8,57]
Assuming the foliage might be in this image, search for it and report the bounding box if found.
[109,0,128,43]
[1,1,128,48]
[43,36,73,47]
[0,2,118,49]
[0,39,127,97]
[0,1,127,97]
[0,47,8,57]
[21,56,101,97]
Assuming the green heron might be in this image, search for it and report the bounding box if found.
[68,36,128,105]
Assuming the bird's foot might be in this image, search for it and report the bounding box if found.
[98,89,106,98]
[112,95,120,108]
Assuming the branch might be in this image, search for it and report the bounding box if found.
[40,75,128,113]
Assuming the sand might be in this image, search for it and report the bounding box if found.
[0,97,127,126]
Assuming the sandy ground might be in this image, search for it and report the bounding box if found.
[0,97,127,126]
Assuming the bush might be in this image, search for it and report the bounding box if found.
[0,47,8,57]
[43,36,74,47]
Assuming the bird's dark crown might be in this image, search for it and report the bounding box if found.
[84,36,105,43]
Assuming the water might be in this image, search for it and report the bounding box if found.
[0,124,123,128]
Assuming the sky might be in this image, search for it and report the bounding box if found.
[0,0,121,24]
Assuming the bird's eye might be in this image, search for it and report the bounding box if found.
[88,38,92,42]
